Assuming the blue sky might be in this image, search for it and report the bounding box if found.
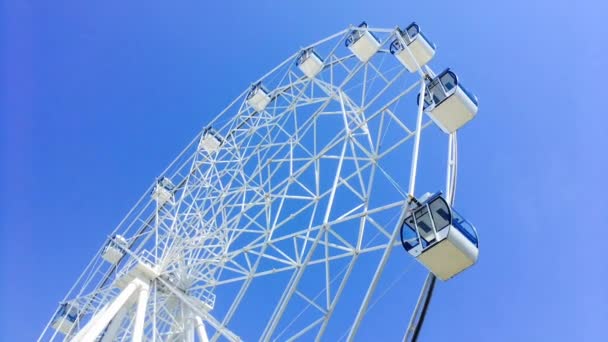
[1,0,607,340]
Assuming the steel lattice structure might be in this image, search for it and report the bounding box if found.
[40,24,466,341]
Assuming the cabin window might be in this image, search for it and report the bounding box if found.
[401,215,420,250]
[451,210,479,246]
[429,198,450,231]
[406,24,419,39]
[414,206,435,239]
[440,72,457,92]
[430,86,447,105]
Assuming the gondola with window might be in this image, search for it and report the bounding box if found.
[102,234,128,264]
[199,126,223,153]
[400,192,479,280]
[296,48,324,79]
[390,23,435,72]
[151,176,175,205]
[345,22,381,62]
[51,303,79,334]
[246,82,271,113]
[419,69,479,133]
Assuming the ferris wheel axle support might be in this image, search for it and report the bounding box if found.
[100,306,128,342]
[347,79,427,341]
[195,316,210,342]
[73,278,146,342]
[155,274,241,342]
[132,281,151,342]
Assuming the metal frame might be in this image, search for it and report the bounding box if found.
[39,24,460,342]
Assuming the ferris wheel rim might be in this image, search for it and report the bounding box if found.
[40,23,466,342]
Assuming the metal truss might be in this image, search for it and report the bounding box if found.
[39,24,452,342]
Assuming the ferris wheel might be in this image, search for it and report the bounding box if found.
[39,21,480,342]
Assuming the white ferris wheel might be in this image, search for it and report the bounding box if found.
[40,22,480,342]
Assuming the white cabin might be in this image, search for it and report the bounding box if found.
[400,192,479,281]
[51,303,79,334]
[200,127,223,153]
[246,82,271,112]
[420,69,479,133]
[151,177,175,205]
[102,234,128,264]
[345,22,381,63]
[390,23,435,72]
[296,48,324,78]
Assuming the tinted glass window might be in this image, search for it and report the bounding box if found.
[401,215,420,251]
[423,91,433,107]
[440,72,457,92]
[430,87,446,105]
[451,209,478,246]
[406,24,419,39]
[429,198,450,231]
[414,207,435,242]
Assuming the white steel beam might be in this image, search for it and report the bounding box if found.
[73,279,142,342]
[132,281,150,342]
[195,316,210,342]
[100,305,128,342]
[346,80,427,341]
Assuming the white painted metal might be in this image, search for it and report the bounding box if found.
[195,316,210,342]
[73,279,141,341]
[403,194,479,281]
[296,49,324,78]
[393,39,434,72]
[50,304,78,335]
[246,84,271,112]
[101,235,128,264]
[427,86,478,133]
[423,70,479,134]
[132,281,150,342]
[199,130,223,153]
[346,24,381,62]
[100,306,127,342]
[403,134,461,341]
[40,23,477,342]
[417,227,478,281]
[347,79,427,342]
[151,177,175,206]
[391,26,435,73]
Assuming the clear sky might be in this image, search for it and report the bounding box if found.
[1,0,607,341]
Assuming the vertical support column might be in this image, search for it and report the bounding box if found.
[195,316,210,342]
[100,305,128,342]
[73,279,141,341]
[183,306,195,342]
[347,80,427,342]
[72,302,111,340]
[132,281,151,342]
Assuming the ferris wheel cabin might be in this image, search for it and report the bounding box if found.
[200,127,223,153]
[296,48,324,78]
[420,69,479,134]
[345,22,381,62]
[246,82,272,112]
[51,303,79,334]
[151,176,175,205]
[101,234,128,264]
[400,193,479,281]
[390,23,436,73]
